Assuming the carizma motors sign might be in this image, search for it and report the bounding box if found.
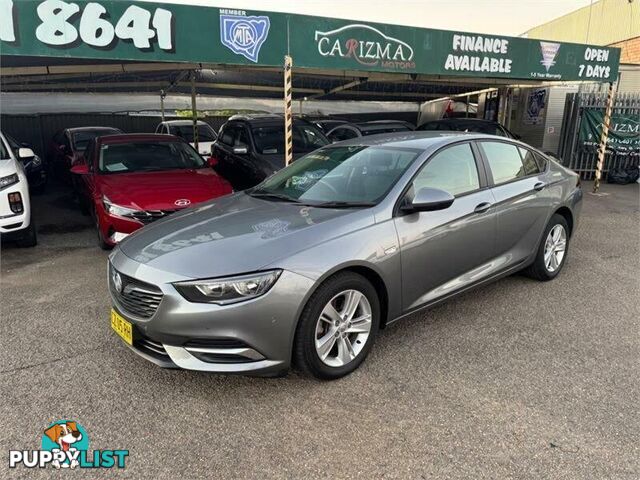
[314,24,415,70]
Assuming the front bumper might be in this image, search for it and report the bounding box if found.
[109,249,315,375]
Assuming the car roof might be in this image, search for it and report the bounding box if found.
[328,131,514,149]
[426,118,499,125]
[226,114,315,127]
[97,133,183,144]
[161,120,208,126]
[67,126,122,133]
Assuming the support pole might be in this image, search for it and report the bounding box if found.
[284,55,293,166]
[160,89,166,122]
[191,71,198,152]
[593,82,616,193]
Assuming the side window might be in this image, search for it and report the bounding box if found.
[233,126,250,147]
[517,147,541,175]
[534,152,549,171]
[480,141,527,184]
[219,125,234,146]
[155,124,162,134]
[412,143,480,196]
[84,139,96,170]
[328,127,358,142]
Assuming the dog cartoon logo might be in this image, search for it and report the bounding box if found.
[220,12,270,63]
[41,420,88,469]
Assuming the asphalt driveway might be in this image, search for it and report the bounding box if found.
[1,181,638,479]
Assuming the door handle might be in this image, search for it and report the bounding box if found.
[533,182,546,192]
[474,202,492,213]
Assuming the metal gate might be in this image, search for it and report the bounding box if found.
[558,90,640,180]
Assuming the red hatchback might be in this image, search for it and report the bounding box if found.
[71,134,232,249]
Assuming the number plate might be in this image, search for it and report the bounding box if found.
[111,309,132,345]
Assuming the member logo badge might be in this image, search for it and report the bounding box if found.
[539,41,561,72]
[174,199,191,207]
[220,12,270,63]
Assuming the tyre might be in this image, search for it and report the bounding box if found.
[524,214,570,281]
[16,217,37,248]
[294,272,380,380]
[93,206,112,250]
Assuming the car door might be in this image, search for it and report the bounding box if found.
[477,140,549,268]
[394,141,497,311]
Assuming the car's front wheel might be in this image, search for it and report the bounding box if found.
[294,272,380,380]
[524,213,570,281]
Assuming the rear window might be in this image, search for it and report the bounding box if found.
[453,122,504,136]
[169,124,217,142]
[73,129,121,152]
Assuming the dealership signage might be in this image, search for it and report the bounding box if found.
[0,0,621,82]
[579,109,640,156]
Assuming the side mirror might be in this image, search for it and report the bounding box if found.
[401,187,454,213]
[206,156,218,167]
[232,145,248,155]
[18,147,35,159]
[70,164,89,175]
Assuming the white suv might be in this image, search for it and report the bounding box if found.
[155,120,217,155]
[0,131,37,247]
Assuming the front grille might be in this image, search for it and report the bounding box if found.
[125,209,177,225]
[109,265,163,319]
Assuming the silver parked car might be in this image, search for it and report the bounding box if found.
[108,132,582,379]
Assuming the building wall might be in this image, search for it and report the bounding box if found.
[610,36,640,64]
[524,0,639,47]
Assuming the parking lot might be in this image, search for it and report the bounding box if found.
[1,180,638,479]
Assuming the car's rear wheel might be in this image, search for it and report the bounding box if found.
[294,272,380,380]
[524,214,570,281]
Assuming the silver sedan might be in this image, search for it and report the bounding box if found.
[108,132,582,379]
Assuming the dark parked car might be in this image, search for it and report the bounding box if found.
[4,134,47,193]
[49,127,123,182]
[308,118,350,133]
[211,114,329,190]
[417,118,518,138]
[325,120,414,143]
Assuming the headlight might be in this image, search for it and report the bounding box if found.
[174,270,282,305]
[0,173,19,190]
[102,195,139,217]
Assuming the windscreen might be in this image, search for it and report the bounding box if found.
[252,124,329,155]
[251,145,420,205]
[99,141,205,174]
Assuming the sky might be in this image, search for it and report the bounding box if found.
[145,0,595,36]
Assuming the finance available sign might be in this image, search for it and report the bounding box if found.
[0,0,621,82]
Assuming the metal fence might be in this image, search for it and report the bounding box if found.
[558,90,640,180]
[0,113,230,158]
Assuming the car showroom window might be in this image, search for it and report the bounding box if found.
[480,141,527,184]
[517,146,541,175]
[411,143,480,196]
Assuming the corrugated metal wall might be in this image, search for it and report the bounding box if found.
[0,114,229,158]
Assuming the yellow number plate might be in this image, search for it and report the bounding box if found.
[111,309,133,345]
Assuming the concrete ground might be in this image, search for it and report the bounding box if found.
[1,181,638,479]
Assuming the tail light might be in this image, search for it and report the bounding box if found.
[8,192,23,214]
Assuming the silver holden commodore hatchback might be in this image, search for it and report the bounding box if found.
[108,132,582,379]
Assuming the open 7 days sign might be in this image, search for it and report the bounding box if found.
[0,0,621,81]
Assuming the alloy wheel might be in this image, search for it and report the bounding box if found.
[314,289,372,367]
[544,224,567,272]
